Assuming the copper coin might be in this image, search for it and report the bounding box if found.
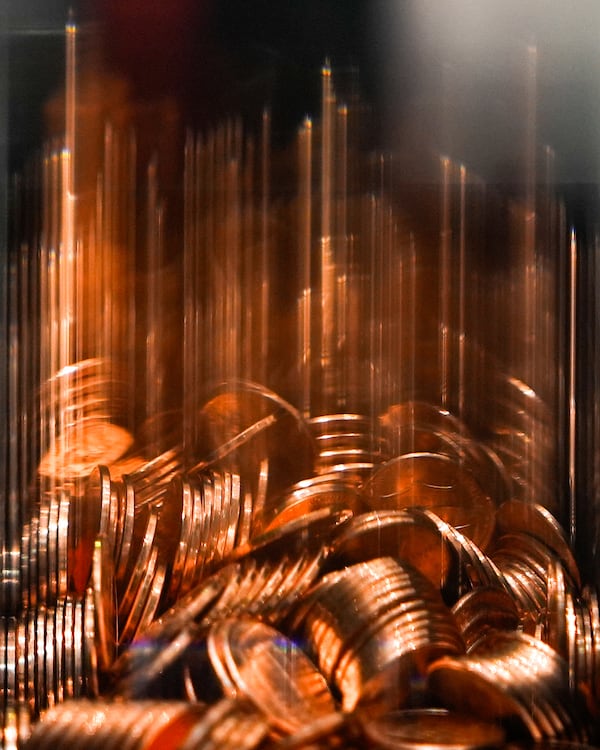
[363,453,495,551]
[361,708,506,750]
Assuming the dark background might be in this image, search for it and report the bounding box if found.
[6,0,600,185]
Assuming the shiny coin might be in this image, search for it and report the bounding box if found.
[452,587,520,650]
[381,401,470,440]
[38,421,133,480]
[207,617,337,735]
[234,507,352,563]
[363,452,495,551]
[495,500,580,587]
[91,537,117,673]
[192,381,315,513]
[262,474,363,534]
[330,509,451,589]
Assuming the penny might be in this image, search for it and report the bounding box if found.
[452,587,520,650]
[330,509,451,588]
[361,708,506,750]
[262,474,363,534]
[495,500,580,587]
[91,538,117,673]
[207,617,337,735]
[363,452,495,551]
[192,382,315,512]
[38,421,133,481]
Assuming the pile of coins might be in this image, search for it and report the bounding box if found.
[3,372,600,749]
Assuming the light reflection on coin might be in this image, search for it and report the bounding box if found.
[193,381,315,511]
[207,617,337,735]
[263,474,363,533]
[496,500,580,588]
[38,421,133,480]
[362,452,495,551]
[330,509,451,589]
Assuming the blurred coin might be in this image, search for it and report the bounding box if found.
[207,618,337,735]
[91,538,117,673]
[452,587,520,650]
[193,381,315,514]
[330,509,451,589]
[363,452,495,551]
[360,708,506,750]
[234,507,351,562]
[38,421,133,481]
[263,474,363,533]
[495,500,580,588]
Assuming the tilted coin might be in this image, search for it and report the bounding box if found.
[207,617,337,735]
[91,537,117,673]
[329,509,451,589]
[119,545,159,646]
[452,587,520,650]
[428,631,590,742]
[192,381,315,517]
[178,698,268,750]
[70,465,115,596]
[233,507,352,563]
[495,500,580,588]
[118,510,158,624]
[381,401,471,443]
[262,473,364,534]
[362,452,495,551]
[545,559,568,658]
[37,421,133,481]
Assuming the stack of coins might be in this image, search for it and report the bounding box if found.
[0,592,98,736]
[22,698,268,750]
[307,414,391,482]
[428,631,590,742]
[291,557,465,712]
[206,618,338,736]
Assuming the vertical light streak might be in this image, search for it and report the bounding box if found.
[183,130,195,454]
[145,157,162,453]
[259,111,271,385]
[225,142,241,381]
[126,130,137,433]
[242,133,255,380]
[568,229,577,546]
[336,105,348,410]
[524,44,538,505]
[439,156,452,409]
[320,64,335,394]
[457,164,467,420]
[298,117,312,417]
